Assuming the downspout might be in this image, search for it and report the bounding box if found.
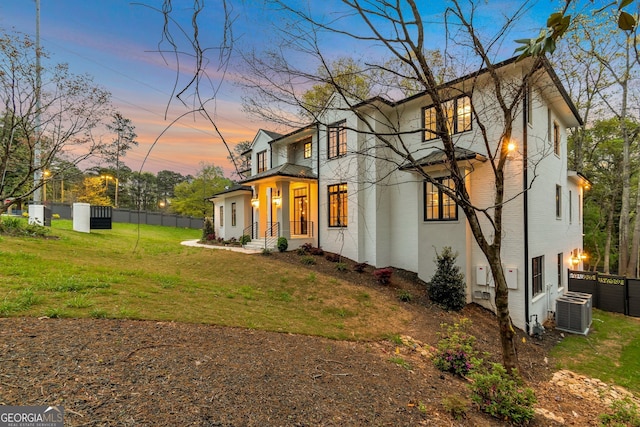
[523,88,530,335]
[316,123,321,248]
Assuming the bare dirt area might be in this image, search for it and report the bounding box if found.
[0,250,634,426]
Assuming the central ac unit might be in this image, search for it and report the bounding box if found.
[556,295,591,335]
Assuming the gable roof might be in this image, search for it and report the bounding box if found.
[240,163,317,184]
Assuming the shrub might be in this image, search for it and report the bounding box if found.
[353,262,367,273]
[373,267,393,285]
[442,393,469,420]
[297,243,313,255]
[432,319,478,377]
[52,213,61,219]
[261,248,272,256]
[310,246,324,256]
[301,255,316,265]
[336,262,347,271]
[277,237,288,252]
[397,290,413,302]
[240,234,251,245]
[600,397,640,426]
[0,217,50,237]
[428,247,466,311]
[468,363,536,424]
[325,253,340,262]
[202,217,215,241]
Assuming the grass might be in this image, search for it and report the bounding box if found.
[551,309,640,395]
[0,219,411,340]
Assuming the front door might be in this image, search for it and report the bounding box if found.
[293,188,308,235]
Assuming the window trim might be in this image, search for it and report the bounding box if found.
[257,150,267,173]
[556,185,562,219]
[327,183,348,227]
[424,177,458,221]
[532,255,544,296]
[303,140,312,159]
[553,121,560,156]
[557,253,563,289]
[422,95,472,141]
[328,121,347,159]
[231,202,237,227]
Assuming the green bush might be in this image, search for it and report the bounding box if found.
[240,234,251,245]
[202,217,215,241]
[442,393,469,420]
[277,237,288,252]
[0,216,50,237]
[428,247,466,311]
[336,262,347,271]
[432,319,479,376]
[397,290,413,302]
[600,397,640,426]
[261,248,272,256]
[468,363,536,424]
[301,255,316,265]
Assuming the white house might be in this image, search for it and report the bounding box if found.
[209,56,589,332]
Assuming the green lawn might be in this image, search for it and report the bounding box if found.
[0,220,412,340]
[551,309,640,395]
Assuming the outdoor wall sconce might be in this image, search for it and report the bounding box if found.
[251,198,259,208]
[272,193,281,207]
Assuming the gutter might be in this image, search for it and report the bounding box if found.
[523,88,530,334]
[316,123,321,249]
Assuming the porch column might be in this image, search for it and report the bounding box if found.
[278,181,291,239]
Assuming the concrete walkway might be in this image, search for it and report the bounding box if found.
[180,239,262,254]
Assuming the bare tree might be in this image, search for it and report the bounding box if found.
[239,0,571,372]
[0,30,112,214]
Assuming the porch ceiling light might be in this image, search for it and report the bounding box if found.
[251,198,259,208]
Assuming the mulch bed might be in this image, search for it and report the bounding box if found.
[0,249,617,426]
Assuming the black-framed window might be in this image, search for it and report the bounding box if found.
[557,253,563,288]
[328,183,348,227]
[553,121,560,155]
[219,205,224,227]
[569,190,572,224]
[304,140,312,159]
[423,95,472,141]
[424,177,457,221]
[257,150,267,173]
[556,185,562,219]
[231,202,236,227]
[328,121,347,159]
[532,255,544,296]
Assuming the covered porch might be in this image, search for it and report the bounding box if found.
[240,163,318,250]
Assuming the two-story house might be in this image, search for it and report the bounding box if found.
[208,56,589,331]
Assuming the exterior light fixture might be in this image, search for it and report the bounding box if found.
[251,198,259,208]
[273,192,282,207]
[571,256,580,265]
[507,141,516,152]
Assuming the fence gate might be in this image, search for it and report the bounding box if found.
[90,206,112,230]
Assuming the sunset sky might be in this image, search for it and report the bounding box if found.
[0,1,560,178]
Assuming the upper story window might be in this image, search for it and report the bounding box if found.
[219,205,224,227]
[257,150,267,173]
[304,140,312,159]
[328,121,347,159]
[553,121,560,156]
[424,177,457,221]
[423,95,472,141]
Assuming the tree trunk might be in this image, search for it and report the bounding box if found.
[604,204,614,274]
[488,254,518,371]
[628,183,640,277]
